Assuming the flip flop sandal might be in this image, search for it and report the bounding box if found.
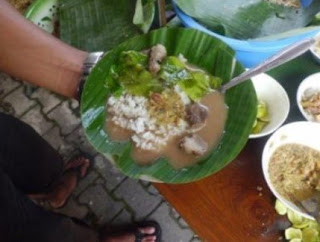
[134,221,161,242]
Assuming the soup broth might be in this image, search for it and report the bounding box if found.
[107,91,227,169]
[105,45,228,169]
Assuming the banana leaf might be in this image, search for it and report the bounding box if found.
[58,0,142,51]
[81,28,257,183]
[133,0,155,33]
[174,0,320,40]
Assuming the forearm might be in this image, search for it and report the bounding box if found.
[0,0,88,98]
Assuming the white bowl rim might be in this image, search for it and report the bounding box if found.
[310,31,320,58]
[296,72,320,122]
[262,121,320,220]
[310,44,320,59]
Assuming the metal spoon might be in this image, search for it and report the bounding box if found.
[219,38,315,94]
[287,192,320,223]
[293,192,320,223]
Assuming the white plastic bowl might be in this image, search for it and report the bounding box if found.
[297,72,320,122]
[249,73,290,139]
[262,121,320,220]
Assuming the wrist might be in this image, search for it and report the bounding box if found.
[76,51,105,101]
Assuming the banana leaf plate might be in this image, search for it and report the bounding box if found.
[81,28,257,184]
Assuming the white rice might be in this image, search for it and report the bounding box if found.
[107,90,188,151]
[174,85,191,105]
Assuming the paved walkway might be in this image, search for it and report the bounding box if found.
[0,73,201,242]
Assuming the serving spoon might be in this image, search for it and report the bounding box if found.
[220,37,316,93]
[286,191,320,223]
[295,192,320,223]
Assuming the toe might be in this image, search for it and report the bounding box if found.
[64,156,91,178]
[80,158,90,177]
[141,235,156,242]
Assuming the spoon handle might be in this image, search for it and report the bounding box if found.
[220,38,315,93]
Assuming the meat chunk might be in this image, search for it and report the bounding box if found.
[185,103,208,130]
[179,134,208,156]
[148,44,167,75]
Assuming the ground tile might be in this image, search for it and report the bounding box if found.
[114,178,162,220]
[0,73,21,97]
[54,195,89,220]
[47,101,81,135]
[93,155,126,191]
[148,202,194,242]
[78,184,123,225]
[73,169,100,196]
[21,105,54,135]
[109,209,133,225]
[31,88,63,113]
[3,86,36,117]
[65,126,98,156]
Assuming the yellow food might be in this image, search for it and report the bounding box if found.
[269,144,320,202]
[301,92,320,122]
[148,89,186,126]
[252,100,270,134]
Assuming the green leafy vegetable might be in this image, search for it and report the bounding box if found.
[119,51,148,67]
[159,56,191,85]
[178,71,221,101]
[178,72,210,101]
[110,50,222,100]
[159,56,222,100]
[111,51,163,96]
[209,76,222,89]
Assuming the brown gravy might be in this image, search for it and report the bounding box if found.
[106,120,132,141]
[106,91,228,169]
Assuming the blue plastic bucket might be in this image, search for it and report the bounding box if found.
[174,4,320,68]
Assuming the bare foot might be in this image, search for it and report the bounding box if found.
[47,170,78,208]
[28,157,90,208]
[64,156,90,178]
[102,227,157,242]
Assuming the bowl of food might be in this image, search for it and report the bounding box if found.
[297,73,320,122]
[263,121,320,220]
[249,73,290,138]
[81,28,257,183]
[173,0,320,68]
